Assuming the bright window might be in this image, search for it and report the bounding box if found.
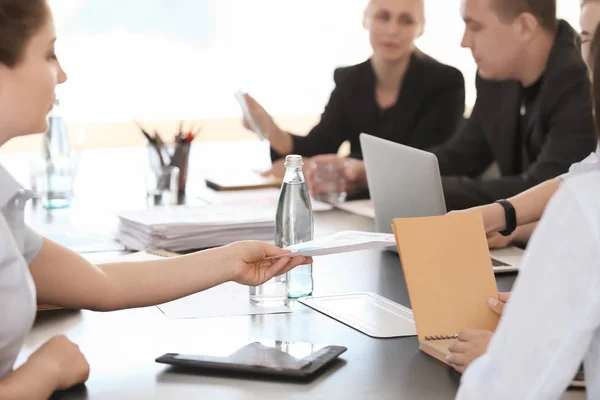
[49,0,581,123]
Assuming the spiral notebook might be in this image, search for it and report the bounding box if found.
[391,213,500,364]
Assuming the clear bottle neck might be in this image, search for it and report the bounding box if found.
[283,167,305,184]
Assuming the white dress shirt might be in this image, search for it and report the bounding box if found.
[0,165,43,378]
[457,171,600,400]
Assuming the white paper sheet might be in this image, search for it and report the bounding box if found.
[234,89,266,140]
[157,281,291,319]
[271,231,395,258]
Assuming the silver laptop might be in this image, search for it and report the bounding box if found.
[359,133,522,273]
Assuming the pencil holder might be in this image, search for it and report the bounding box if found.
[170,143,191,193]
[146,145,178,203]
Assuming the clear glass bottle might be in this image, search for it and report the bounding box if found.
[41,98,73,209]
[277,155,314,298]
[249,256,288,306]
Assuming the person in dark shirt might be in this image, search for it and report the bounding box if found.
[240,0,465,187]
[433,0,597,210]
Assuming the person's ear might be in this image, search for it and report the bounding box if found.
[363,11,369,30]
[416,20,425,38]
[515,12,538,43]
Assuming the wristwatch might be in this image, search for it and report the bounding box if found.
[494,199,517,237]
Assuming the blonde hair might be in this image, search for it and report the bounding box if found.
[365,0,425,23]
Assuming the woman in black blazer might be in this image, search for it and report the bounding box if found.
[242,0,465,188]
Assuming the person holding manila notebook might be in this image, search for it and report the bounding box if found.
[394,204,596,398]
[391,212,501,365]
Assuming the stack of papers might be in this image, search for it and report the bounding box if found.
[198,188,333,212]
[116,205,275,251]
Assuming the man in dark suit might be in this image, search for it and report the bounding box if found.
[435,0,597,210]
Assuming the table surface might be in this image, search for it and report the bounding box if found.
[0,143,585,400]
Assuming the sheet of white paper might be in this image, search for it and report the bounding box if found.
[198,188,333,213]
[157,281,291,319]
[271,231,395,258]
[334,200,375,219]
[234,90,266,140]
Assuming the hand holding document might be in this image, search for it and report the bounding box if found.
[269,231,396,259]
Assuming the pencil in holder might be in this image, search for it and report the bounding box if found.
[170,143,190,194]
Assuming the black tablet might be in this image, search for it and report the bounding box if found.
[156,340,347,380]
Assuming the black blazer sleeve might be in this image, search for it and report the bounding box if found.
[407,66,465,152]
[432,79,495,178]
[270,69,350,160]
[474,69,595,197]
[440,65,596,210]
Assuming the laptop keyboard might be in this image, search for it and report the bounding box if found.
[491,258,510,267]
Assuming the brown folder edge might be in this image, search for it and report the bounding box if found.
[392,220,450,364]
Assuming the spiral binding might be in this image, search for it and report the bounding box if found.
[424,334,459,341]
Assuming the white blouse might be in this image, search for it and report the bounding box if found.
[457,171,600,399]
[560,143,600,180]
[0,165,43,378]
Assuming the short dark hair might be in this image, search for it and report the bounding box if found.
[491,0,557,32]
[590,22,600,140]
[0,0,49,67]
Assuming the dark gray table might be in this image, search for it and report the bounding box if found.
[1,144,584,400]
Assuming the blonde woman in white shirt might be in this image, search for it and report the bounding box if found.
[455,7,600,400]
[0,1,310,398]
[447,0,600,375]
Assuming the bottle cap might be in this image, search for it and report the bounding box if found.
[284,154,303,168]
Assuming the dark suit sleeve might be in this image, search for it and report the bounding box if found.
[441,71,596,210]
[432,92,495,178]
[270,71,348,160]
[413,68,465,150]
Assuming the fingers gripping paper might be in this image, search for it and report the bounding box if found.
[392,213,500,363]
